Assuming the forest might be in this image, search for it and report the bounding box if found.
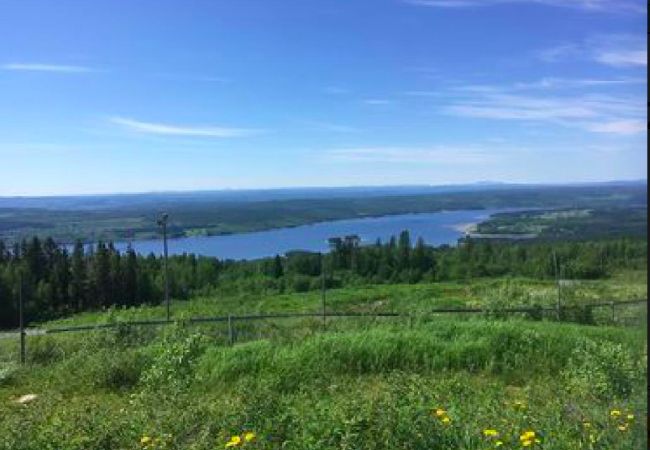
[0,182,645,243]
[0,232,646,328]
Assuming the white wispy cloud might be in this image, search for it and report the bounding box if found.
[540,35,647,67]
[594,50,647,67]
[110,117,263,138]
[404,0,646,12]
[584,120,646,134]
[2,63,94,73]
[326,146,493,164]
[441,87,645,135]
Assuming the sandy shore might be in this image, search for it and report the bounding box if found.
[451,222,478,233]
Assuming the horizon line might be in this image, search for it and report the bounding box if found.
[0,178,646,200]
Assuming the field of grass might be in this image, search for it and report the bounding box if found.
[0,272,646,449]
[41,270,647,329]
[0,319,646,449]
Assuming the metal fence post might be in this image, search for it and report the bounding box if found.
[228,314,234,345]
[321,252,326,331]
[19,273,25,364]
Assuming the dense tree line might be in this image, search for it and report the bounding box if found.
[0,233,646,328]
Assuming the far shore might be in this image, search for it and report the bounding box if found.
[451,222,478,234]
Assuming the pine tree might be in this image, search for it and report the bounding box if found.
[69,241,87,311]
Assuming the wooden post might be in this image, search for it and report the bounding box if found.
[228,314,234,345]
[19,272,25,364]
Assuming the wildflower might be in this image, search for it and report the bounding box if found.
[610,409,621,418]
[483,429,499,437]
[434,408,447,417]
[244,432,256,443]
[519,430,541,446]
[441,416,451,425]
[617,424,628,432]
[520,431,536,441]
[495,441,504,447]
[140,436,152,446]
[627,414,635,421]
[225,435,242,448]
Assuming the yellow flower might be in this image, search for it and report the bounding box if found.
[244,432,256,443]
[441,416,451,425]
[434,408,447,417]
[495,441,504,447]
[610,409,621,417]
[582,421,591,428]
[140,436,152,445]
[627,414,635,421]
[225,435,242,448]
[483,429,499,437]
[521,439,533,447]
[617,424,628,432]
[520,431,536,441]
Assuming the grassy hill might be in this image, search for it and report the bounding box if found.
[0,272,646,449]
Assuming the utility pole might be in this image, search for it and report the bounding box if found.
[157,213,170,322]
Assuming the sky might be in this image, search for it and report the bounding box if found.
[0,0,647,196]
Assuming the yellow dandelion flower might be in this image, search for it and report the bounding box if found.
[617,424,628,432]
[441,416,451,425]
[610,409,621,417]
[225,435,242,448]
[627,414,635,421]
[244,432,256,443]
[520,431,536,441]
[495,441,504,447]
[521,439,533,447]
[483,429,499,437]
[434,408,447,417]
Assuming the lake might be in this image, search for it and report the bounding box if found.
[110,208,518,260]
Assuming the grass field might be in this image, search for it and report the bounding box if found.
[0,272,646,449]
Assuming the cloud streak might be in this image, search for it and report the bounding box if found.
[404,0,646,12]
[540,35,647,67]
[2,63,94,73]
[110,117,263,138]
[439,83,645,135]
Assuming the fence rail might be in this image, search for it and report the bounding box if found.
[1,298,646,364]
[1,298,639,336]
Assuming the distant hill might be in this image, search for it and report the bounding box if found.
[0,180,645,211]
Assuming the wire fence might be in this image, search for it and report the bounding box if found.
[0,298,645,365]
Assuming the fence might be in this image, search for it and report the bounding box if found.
[1,298,645,364]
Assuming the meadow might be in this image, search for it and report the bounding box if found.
[0,271,646,449]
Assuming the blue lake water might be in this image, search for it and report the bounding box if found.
[111,208,518,260]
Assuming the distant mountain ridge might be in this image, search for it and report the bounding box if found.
[0,180,646,211]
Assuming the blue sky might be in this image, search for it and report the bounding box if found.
[0,0,646,195]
